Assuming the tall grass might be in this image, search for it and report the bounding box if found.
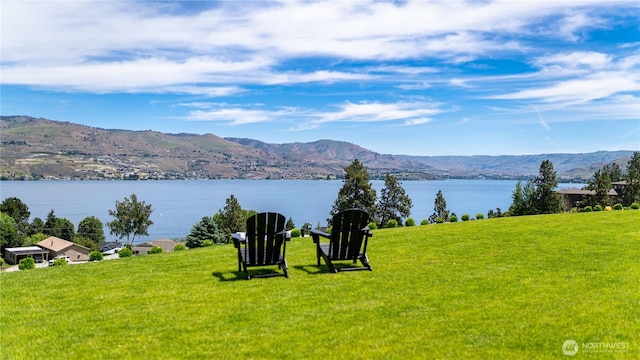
[1,211,638,359]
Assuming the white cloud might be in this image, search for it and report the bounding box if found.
[187,107,298,125]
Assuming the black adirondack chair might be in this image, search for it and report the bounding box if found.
[231,212,290,280]
[311,208,373,273]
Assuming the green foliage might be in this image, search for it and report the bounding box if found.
[330,159,377,222]
[461,214,470,221]
[594,204,603,212]
[148,246,163,254]
[286,217,295,231]
[429,189,450,223]
[420,219,429,225]
[186,216,226,247]
[174,244,186,251]
[384,219,398,228]
[368,222,377,230]
[622,152,640,206]
[613,203,624,210]
[118,247,133,258]
[509,180,537,216]
[289,228,301,238]
[584,168,613,207]
[29,217,45,236]
[404,218,415,226]
[107,194,154,246]
[0,197,30,236]
[376,173,413,227]
[23,232,48,247]
[435,217,444,224]
[534,160,563,214]
[217,195,246,236]
[583,206,593,212]
[89,251,104,261]
[476,213,484,220]
[18,257,35,270]
[450,214,458,223]
[43,210,76,241]
[202,240,214,247]
[631,202,640,210]
[51,258,67,266]
[77,216,105,247]
[1,212,20,250]
[74,236,99,252]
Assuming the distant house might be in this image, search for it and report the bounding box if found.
[132,239,181,255]
[557,188,619,210]
[612,181,627,196]
[37,236,91,262]
[99,241,123,255]
[4,246,50,265]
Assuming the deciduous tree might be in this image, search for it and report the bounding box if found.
[107,194,153,246]
[0,197,30,236]
[77,216,105,249]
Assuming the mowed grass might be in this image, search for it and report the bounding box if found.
[1,211,638,359]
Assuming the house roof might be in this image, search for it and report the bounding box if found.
[5,246,50,255]
[557,189,618,196]
[38,236,90,252]
[136,238,180,252]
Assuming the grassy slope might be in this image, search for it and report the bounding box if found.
[1,211,638,359]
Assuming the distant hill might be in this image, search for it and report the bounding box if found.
[0,115,635,181]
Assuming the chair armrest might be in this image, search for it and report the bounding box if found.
[231,232,245,248]
[361,226,373,237]
[310,228,330,244]
[276,229,292,241]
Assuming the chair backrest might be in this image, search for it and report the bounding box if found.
[244,212,287,266]
[328,208,370,261]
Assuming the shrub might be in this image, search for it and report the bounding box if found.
[368,222,377,230]
[290,228,301,238]
[450,214,458,223]
[461,214,470,221]
[19,257,35,270]
[594,204,603,212]
[583,206,593,212]
[476,213,484,220]
[631,202,640,210]
[174,244,186,251]
[404,218,415,227]
[51,258,68,266]
[420,219,429,225]
[202,240,214,247]
[613,203,624,211]
[385,219,398,228]
[89,251,104,261]
[604,206,613,211]
[148,246,163,254]
[435,217,445,224]
[119,247,133,258]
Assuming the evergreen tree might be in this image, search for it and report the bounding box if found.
[285,217,295,231]
[329,159,377,222]
[623,152,640,206]
[186,216,226,247]
[533,160,563,214]
[107,194,154,245]
[429,189,450,223]
[509,180,538,216]
[77,216,105,247]
[585,168,612,207]
[376,173,413,227]
[217,195,246,235]
[602,162,623,182]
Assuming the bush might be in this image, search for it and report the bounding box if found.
[631,202,640,210]
[51,258,68,266]
[174,244,186,251]
[450,214,458,223]
[368,222,377,230]
[119,247,133,258]
[604,206,612,211]
[89,251,104,261]
[435,217,445,224]
[476,213,484,220]
[385,219,399,228]
[583,206,593,212]
[594,204,603,212]
[420,219,429,225]
[461,214,470,221]
[290,228,301,238]
[613,203,624,211]
[202,240,214,247]
[19,257,35,270]
[404,218,415,227]
[148,246,163,254]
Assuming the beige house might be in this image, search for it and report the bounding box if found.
[132,239,181,255]
[37,236,91,262]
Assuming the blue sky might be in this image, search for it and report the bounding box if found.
[1,1,639,156]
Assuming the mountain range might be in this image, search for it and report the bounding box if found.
[0,116,634,181]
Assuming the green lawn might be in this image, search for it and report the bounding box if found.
[1,211,638,359]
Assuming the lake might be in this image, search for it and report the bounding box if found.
[0,180,583,242]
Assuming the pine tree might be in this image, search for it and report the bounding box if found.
[376,173,412,227]
[329,159,377,222]
[186,216,226,247]
[217,195,246,235]
[429,189,450,223]
[533,160,563,214]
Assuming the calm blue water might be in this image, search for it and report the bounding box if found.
[0,180,583,242]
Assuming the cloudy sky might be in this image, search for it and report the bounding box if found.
[1,0,639,156]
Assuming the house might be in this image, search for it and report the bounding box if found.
[557,188,619,210]
[99,241,123,255]
[37,236,91,262]
[132,238,181,255]
[612,181,627,196]
[4,246,50,265]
